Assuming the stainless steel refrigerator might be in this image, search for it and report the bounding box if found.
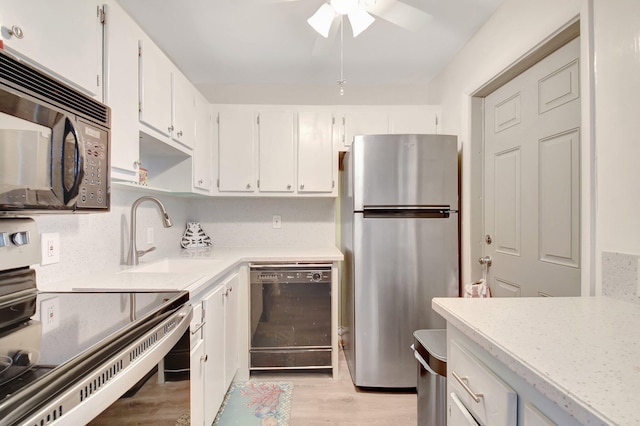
[340,134,459,388]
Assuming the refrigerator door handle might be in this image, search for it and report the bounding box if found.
[362,206,453,219]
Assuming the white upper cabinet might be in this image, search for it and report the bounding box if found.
[342,111,390,148]
[389,106,441,134]
[172,70,196,149]
[218,109,256,192]
[138,36,173,137]
[193,93,213,192]
[103,1,142,182]
[0,0,102,97]
[298,112,335,193]
[258,111,295,193]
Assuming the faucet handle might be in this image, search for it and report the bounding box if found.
[137,246,156,258]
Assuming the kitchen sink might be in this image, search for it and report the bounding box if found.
[125,258,224,274]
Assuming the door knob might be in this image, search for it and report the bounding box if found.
[478,256,492,266]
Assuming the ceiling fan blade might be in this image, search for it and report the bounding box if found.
[311,18,340,56]
[367,0,432,32]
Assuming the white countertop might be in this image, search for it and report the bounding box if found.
[432,296,640,426]
[43,246,343,295]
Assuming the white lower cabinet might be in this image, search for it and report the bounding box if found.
[448,339,517,426]
[447,326,580,426]
[190,270,240,426]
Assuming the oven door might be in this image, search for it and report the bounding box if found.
[0,292,192,426]
[0,87,85,211]
[0,49,110,213]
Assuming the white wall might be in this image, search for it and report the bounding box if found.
[592,0,640,282]
[428,0,640,295]
[32,188,336,289]
[425,0,584,289]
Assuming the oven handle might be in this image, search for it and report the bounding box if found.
[0,288,38,309]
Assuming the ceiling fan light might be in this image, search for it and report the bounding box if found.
[348,8,375,37]
[307,3,336,38]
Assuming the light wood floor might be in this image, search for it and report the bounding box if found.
[89,349,417,425]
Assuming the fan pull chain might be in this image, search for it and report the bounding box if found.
[338,15,346,95]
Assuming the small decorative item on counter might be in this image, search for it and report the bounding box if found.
[463,278,491,298]
[138,167,148,186]
[181,222,213,248]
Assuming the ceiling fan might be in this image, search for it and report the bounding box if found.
[307,0,432,38]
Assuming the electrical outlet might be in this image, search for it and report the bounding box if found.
[272,215,282,229]
[146,227,154,244]
[41,297,60,333]
[40,233,60,265]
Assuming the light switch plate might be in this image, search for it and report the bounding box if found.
[40,233,60,265]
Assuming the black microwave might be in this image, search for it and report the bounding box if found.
[0,50,110,213]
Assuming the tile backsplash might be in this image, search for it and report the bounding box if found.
[601,251,640,304]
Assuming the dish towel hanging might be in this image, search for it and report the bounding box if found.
[464,259,491,298]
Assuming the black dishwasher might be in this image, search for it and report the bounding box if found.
[249,263,332,371]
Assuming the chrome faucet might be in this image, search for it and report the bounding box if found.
[126,196,173,265]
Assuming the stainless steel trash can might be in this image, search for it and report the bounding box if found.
[413,329,447,426]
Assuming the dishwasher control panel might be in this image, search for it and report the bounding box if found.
[250,264,331,284]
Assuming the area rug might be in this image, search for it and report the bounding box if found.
[213,381,293,426]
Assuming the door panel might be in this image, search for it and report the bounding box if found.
[352,134,458,210]
[484,37,581,297]
[353,213,458,387]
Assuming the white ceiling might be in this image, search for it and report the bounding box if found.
[117,0,504,103]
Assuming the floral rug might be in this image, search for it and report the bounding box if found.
[213,381,293,426]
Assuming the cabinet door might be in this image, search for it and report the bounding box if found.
[193,93,213,192]
[258,111,295,193]
[138,37,172,137]
[103,1,141,181]
[343,111,389,147]
[224,273,239,388]
[389,108,440,134]
[203,285,226,426]
[218,110,255,192]
[0,0,102,96]
[448,392,480,425]
[189,339,206,426]
[298,112,334,193]
[172,70,195,149]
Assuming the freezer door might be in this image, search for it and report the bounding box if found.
[352,212,458,388]
[352,134,458,210]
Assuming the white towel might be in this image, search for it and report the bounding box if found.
[464,278,491,298]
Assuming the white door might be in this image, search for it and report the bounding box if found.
[0,0,102,96]
[203,285,225,425]
[484,37,581,297]
[258,111,295,193]
[298,111,334,193]
[171,70,195,148]
[218,109,256,192]
[138,37,172,136]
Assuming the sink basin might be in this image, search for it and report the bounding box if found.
[126,258,223,274]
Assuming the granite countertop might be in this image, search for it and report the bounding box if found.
[42,246,343,295]
[432,296,640,425]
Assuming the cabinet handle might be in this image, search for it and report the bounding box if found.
[198,179,204,185]
[246,183,251,190]
[178,130,183,137]
[452,371,483,403]
[287,184,291,190]
[200,354,208,362]
[300,184,305,190]
[134,160,141,168]
[190,321,206,335]
[8,25,24,39]
[168,125,174,133]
